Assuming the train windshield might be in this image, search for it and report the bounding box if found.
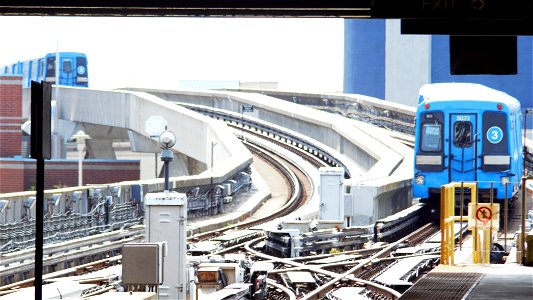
[63,59,72,73]
[454,121,472,147]
[421,123,442,152]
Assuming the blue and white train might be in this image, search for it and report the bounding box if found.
[1,52,88,88]
[414,83,523,216]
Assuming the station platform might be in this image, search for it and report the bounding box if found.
[402,183,533,300]
[401,220,533,298]
[400,263,532,299]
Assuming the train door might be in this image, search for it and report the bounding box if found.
[61,58,74,86]
[449,114,477,182]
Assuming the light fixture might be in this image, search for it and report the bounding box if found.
[159,130,176,149]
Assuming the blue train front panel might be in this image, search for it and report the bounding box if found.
[43,52,88,87]
[414,96,522,201]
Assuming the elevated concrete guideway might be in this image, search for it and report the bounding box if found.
[129,88,414,224]
[22,86,414,225]
[22,87,253,188]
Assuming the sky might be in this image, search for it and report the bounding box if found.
[0,17,344,92]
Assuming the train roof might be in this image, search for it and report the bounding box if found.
[1,52,87,66]
[418,83,520,109]
[44,52,87,57]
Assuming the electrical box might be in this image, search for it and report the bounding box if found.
[319,167,345,221]
[122,243,164,285]
[144,192,187,299]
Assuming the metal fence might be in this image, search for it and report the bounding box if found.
[0,167,252,254]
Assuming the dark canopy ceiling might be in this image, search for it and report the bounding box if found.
[1,0,532,20]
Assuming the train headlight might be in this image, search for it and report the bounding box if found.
[500,177,510,185]
[415,175,425,185]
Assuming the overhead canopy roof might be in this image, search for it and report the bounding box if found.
[1,0,532,23]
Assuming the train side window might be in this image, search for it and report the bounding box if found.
[46,56,55,77]
[421,123,442,152]
[453,121,472,147]
[39,59,45,77]
[22,62,30,83]
[30,60,38,81]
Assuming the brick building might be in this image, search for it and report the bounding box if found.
[0,158,140,192]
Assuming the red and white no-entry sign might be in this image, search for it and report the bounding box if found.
[468,203,500,230]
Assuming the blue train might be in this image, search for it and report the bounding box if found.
[414,83,523,216]
[1,52,88,88]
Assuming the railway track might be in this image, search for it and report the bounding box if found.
[0,110,318,295]
[245,223,436,300]
[0,227,142,293]
[0,99,492,298]
[187,138,313,243]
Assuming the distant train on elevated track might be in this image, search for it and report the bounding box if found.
[1,52,88,88]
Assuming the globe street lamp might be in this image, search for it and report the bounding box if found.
[71,130,91,187]
[159,129,176,192]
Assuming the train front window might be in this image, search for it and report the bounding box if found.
[421,123,442,152]
[454,121,472,147]
[63,60,72,73]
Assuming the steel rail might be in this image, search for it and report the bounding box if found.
[0,227,143,267]
[0,234,142,279]
[187,139,305,242]
[301,223,434,300]
[0,255,122,296]
[267,278,297,300]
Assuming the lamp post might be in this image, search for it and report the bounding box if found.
[71,130,90,187]
[210,141,217,215]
